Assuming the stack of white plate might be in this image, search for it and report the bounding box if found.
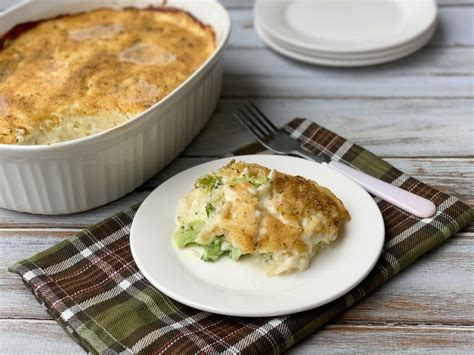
[255,0,438,67]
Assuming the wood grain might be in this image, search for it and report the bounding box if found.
[223,48,473,77]
[1,231,473,323]
[288,324,474,354]
[186,99,474,157]
[437,0,474,4]
[0,319,84,354]
[0,319,472,354]
[385,158,474,205]
[338,234,474,325]
[221,48,474,98]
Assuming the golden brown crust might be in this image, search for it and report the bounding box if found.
[176,160,351,275]
[217,161,350,256]
[258,214,306,254]
[272,172,351,230]
[221,183,260,254]
[219,161,271,180]
[0,7,215,144]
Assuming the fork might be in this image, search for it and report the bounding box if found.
[234,102,436,218]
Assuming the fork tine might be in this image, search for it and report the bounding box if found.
[237,108,269,139]
[240,104,274,137]
[248,101,278,132]
[234,111,266,141]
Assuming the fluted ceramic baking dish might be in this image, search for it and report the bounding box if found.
[0,0,231,214]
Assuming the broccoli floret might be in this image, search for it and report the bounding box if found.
[195,174,223,192]
[230,175,269,187]
[230,247,242,261]
[201,236,226,262]
[174,220,206,248]
[248,176,269,187]
[205,203,216,217]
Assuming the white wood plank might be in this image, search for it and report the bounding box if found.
[224,48,473,76]
[385,158,474,205]
[431,8,474,47]
[0,156,472,228]
[288,324,474,354]
[220,0,253,8]
[0,319,84,354]
[228,8,474,49]
[0,319,472,354]
[0,232,73,320]
[224,74,473,98]
[186,99,474,158]
[1,231,473,323]
[437,0,474,4]
[339,234,474,325]
[221,48,474,98]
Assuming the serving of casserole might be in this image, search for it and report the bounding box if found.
[0,0,231,214]
[174,160,350,276]
[0,7,216,144]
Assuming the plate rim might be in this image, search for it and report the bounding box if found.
[255,0,437,54]
[256,16,438,60]
[254,19,436,67]
[130,155,385,317]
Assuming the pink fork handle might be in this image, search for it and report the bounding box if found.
[328,160,437,218]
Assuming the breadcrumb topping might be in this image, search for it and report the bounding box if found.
[0,8,215,144]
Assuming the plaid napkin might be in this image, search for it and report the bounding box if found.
[10,119,473,354]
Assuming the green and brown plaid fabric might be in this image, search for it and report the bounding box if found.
[10,118,473,354]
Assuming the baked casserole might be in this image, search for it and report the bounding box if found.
[174,160,350,276]
[0,7,215,145]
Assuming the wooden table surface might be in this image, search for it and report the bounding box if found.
[1,0,473,353]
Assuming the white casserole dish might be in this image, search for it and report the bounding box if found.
[0,0,231,214]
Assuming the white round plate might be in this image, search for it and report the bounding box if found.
[255,19,435,67]
[255,0,437,54]
[130,155,385,317]
[257,16,437,61]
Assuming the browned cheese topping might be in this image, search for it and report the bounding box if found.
[176,160,350,275]
[218,161,349,256]
[0,8,215,144]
